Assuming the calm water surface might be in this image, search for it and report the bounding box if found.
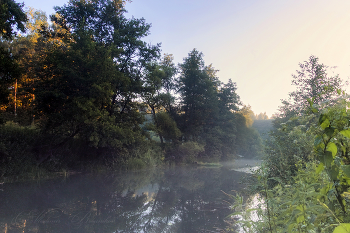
[0,159,260,233]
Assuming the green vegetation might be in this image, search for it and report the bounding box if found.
[0,0,262,179]
[229,56,350,232]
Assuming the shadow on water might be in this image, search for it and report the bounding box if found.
[0,159,260,233]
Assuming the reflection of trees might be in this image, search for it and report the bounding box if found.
[0,166,247,233]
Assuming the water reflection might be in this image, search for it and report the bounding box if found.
[0,162,255,233]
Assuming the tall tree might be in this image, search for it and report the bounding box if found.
[0,0,27,109]
[32,0,161,157]
[278,55,343,119]
[178,49,219,142]
[5,9,49,123]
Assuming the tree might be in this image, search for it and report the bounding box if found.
[178,49,219,142]
[217,79,240,112]
[159,54,177,114]
[239,105,255,127]
[0,0,27,40]
[31,0,161,160]
[278,55,343,119]
[4,9,50,123]
[265,56,344,185]
[0,0,27,109]
[256,112,269,120]
[53,0,160,118]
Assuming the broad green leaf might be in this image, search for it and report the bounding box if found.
[316,163,325,174]
[337,89,342,95]
[296,214,305,223]
[327,142,337,157]
[321,118,330,130]
[320,151,333,168]
[325,127,335,138]
[341,165,350,178]
[311,107,318,113]
[333,223,350,233]
[330,165,339,180]
[340,129,350,139]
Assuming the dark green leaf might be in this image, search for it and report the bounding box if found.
[325,127,335,138]
[320,151,333,168]
[341,165,350,178]
[330,165,339,180]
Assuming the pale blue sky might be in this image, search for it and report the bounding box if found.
[21,0,350,117]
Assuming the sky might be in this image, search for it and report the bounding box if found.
[21,0,350,117]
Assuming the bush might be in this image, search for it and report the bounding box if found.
[0,122,39,177]
[176,141,205,163]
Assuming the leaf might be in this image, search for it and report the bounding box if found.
[311,107,318,113]
[316,163,325,174]
[337,89,342,95]
[296,214,305,223]
[340,129,350,139]
[321,118,330,130]
[330,165,339,180]
[325,127,335,138]
[341,165,350,178]
[320,151,333,168]
[326,142,338,157]
[333,223,350,233]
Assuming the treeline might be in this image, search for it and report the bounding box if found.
[0,0,262,176]
[231,56,350,232]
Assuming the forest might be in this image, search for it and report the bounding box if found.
[0,0,263,178]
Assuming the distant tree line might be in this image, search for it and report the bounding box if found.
[0,0,262,174]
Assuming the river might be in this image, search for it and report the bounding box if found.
[0,159,261,233]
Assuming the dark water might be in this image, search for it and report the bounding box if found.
[0,160,260,233]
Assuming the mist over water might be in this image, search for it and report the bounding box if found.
[0,159,260,233]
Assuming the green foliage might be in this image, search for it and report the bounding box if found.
[228,57,350,233]
[0,0,264,176]
[0,122,38,177]
[176,49,262,159]
[176,141,205,163]
[0,0,27,40]
[155,111,181,142]
[0,0,27,107]
[229,160,350,232]
[334,224,350,233]
[178,49,220,142]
